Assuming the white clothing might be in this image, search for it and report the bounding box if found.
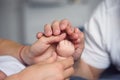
[0,56,25,76]
[81,0,120,70]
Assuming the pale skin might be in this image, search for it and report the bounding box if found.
[0,33,74,80]
[37,19,104,80]
[37,20,85,60]
[4,57,74,80]
[34,34,75,61]
[20,33,75,65]
[0,19,104,80]
[0,33,66,65]
[56,39,75,57]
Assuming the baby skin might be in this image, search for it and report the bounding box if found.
[0,36,75,80]
[56,39,75,57]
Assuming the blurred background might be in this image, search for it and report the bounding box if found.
[0,0,102,44]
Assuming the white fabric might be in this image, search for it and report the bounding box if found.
[81,0,120,69]
[0,56,25,76]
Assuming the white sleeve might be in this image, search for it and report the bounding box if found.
[81,1,110,69]
[0,56,25,76]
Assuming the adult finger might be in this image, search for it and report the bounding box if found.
[51,20,60,35]
[36,32,43,39]
[32,33,66,57]
[44,24,52,37]
[59,57,74,69]
[59,19,71,30]
[68,28,80,40]
[73,30,85,60]
[44,33,66,44]
[66,26,74,35]
[69,33,79,40]
[73,28,84,44]
[73,48,83,61]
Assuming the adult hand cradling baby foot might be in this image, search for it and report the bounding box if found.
[19,19,84,65]
[37,19,84,61]
[32,21,77,63]
[34,34,75,63]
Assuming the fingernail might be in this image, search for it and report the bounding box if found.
[47,31,52,36]
[60,24,66,30]
[54,30,60,35]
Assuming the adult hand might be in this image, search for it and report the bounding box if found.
[5,57,74,80]
[20,33,66,65]
[37,19,84,60]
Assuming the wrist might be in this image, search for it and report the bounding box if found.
[18,46,30,66]
[19,46,25,63]
[19,46,32,65]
